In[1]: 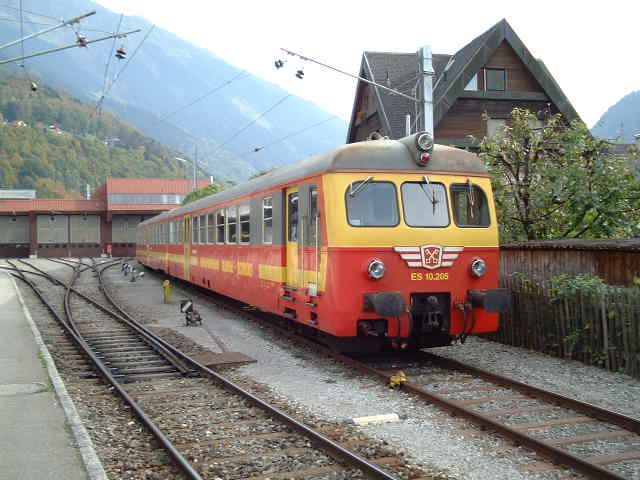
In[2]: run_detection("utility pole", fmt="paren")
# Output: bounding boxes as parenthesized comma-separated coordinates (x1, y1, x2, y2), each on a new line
(193, 145, 198, 192)
(419, 46, 435, 136)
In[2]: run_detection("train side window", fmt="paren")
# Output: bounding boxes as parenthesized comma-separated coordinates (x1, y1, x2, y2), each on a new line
(216, 210, 225, 244)
(207, 213, 215, 244)
(199, 214, 206, 244)
(450, 183, 490, 227)
(401, 182, 449, 227)
(288, 192, 299, 241)
(345, 181, 398, 227)
(192, 216, 199, 244)
(239, 204, 250, 244)
(308, 185, 319, 244)
(226, 206, 237, 243)
(263, 196, 273, 244)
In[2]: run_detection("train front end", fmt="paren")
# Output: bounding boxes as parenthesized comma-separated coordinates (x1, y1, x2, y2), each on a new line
(320, 134, 510, 352)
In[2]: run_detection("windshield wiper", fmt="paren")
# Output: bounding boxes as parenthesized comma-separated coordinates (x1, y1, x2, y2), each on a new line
(419, 175, 439, 214)
(348, 175, 373, 197)
(467, 177, 476, 218)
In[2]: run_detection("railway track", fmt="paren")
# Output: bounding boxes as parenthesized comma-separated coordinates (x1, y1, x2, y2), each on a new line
(3, 258, 432, 480)
(345, 351, 640, 480)
(140, 266, 640, 479)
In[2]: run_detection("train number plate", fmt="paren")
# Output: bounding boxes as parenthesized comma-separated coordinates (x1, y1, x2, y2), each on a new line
(410, 272, 449, 281)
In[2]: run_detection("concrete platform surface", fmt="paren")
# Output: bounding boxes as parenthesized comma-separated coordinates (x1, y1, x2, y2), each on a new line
(0, 272, 88, 480)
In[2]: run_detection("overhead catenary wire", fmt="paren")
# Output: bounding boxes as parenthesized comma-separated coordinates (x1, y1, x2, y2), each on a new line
(0, 3, 60, 22)
(154, 70, 249, 126)
(100, 14, 123, 104)
(239, 115, 338, 159)
(281, 47, 423, 105)
(96, 24, 155, 113)
(0, 10, 96, 52)
(212, 93, 292, 157)
(16, 0, 36, 90)
(0, 28, 141, 66)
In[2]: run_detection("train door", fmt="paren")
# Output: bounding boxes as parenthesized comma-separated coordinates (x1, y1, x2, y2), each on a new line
(183, 215, 191, 281)
(285, 188, 300, 288)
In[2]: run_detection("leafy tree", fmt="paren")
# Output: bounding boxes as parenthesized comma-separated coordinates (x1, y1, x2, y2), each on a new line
(182, 181, 228, 205)
(0, 68, 185, 197)
(477, 108, 640, 242)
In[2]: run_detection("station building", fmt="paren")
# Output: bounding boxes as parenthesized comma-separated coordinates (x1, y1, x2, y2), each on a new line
(0, 178, 208, 258)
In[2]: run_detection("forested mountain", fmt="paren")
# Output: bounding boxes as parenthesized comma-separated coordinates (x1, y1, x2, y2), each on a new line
(0, 0, 348, 182)
(591, 91, 640, 142)
(0, 69, 184, 197)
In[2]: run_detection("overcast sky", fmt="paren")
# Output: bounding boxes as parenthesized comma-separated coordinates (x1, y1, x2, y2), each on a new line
(94, 1, 637, 129)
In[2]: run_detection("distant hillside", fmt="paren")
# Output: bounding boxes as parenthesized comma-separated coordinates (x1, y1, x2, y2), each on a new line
(0, 0, 348, 181)
(0, 69, 184, 197)
(591, 91, 640, 142)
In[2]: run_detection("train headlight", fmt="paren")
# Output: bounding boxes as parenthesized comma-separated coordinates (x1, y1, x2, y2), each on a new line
(470, 258, 487, 278)
(367, 259, 386, 280)
(415, 132, 434, 152)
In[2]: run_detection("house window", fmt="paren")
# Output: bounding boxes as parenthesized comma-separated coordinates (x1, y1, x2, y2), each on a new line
(487, 119, 507, 137)
(485, 68, 505, 91)
(464, 74, 478, 91)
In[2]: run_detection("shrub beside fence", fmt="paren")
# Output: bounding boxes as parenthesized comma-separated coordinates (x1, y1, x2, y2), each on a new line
(486, 274, 640, 378)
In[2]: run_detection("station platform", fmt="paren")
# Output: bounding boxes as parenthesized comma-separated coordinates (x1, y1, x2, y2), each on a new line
(0, 272, 100, 480)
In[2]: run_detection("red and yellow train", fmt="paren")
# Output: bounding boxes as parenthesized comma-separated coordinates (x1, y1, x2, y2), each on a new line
(136, 132, 509, 353)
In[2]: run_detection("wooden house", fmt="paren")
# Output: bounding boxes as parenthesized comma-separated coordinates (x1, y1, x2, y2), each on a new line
(347, 19, 580, 146)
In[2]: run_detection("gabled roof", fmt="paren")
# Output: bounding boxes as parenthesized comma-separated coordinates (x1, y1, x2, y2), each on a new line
(348, 19, 580, 141)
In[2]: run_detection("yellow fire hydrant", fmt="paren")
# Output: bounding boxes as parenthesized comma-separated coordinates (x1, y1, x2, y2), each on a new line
(162, 280, 172, 304)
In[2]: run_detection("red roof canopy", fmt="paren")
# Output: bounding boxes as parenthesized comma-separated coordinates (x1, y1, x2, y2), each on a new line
(0, 177, 208, 215)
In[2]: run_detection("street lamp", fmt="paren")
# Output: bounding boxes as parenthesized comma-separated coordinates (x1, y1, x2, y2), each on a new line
(175, 156, 197, 192)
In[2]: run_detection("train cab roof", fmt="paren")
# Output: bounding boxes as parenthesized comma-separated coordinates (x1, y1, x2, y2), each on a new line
(141, 133, 486, 226)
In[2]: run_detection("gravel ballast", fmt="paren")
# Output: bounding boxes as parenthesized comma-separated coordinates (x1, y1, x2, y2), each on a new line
(103, 263, 640, 478)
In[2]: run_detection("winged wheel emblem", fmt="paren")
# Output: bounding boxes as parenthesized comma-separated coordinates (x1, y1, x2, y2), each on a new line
(393, 245, 464, 270)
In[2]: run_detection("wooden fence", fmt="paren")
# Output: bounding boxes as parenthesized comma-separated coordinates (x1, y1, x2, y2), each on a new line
(486, 274, 640, 378)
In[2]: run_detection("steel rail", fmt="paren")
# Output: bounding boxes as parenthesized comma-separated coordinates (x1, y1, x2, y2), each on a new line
(189, 294, 630, 480)
(337, 354, 627, 480)
(426, 353, 640, 434)
(19, 259, 194, 376)
(95, 261, 401, 480)
(8, 260, 204, 480)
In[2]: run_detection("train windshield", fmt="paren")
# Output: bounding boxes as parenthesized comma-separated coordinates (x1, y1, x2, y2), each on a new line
(450, 183, 490, 227)
(346, 181, 398, 227)
(401, 182, 449, 227)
